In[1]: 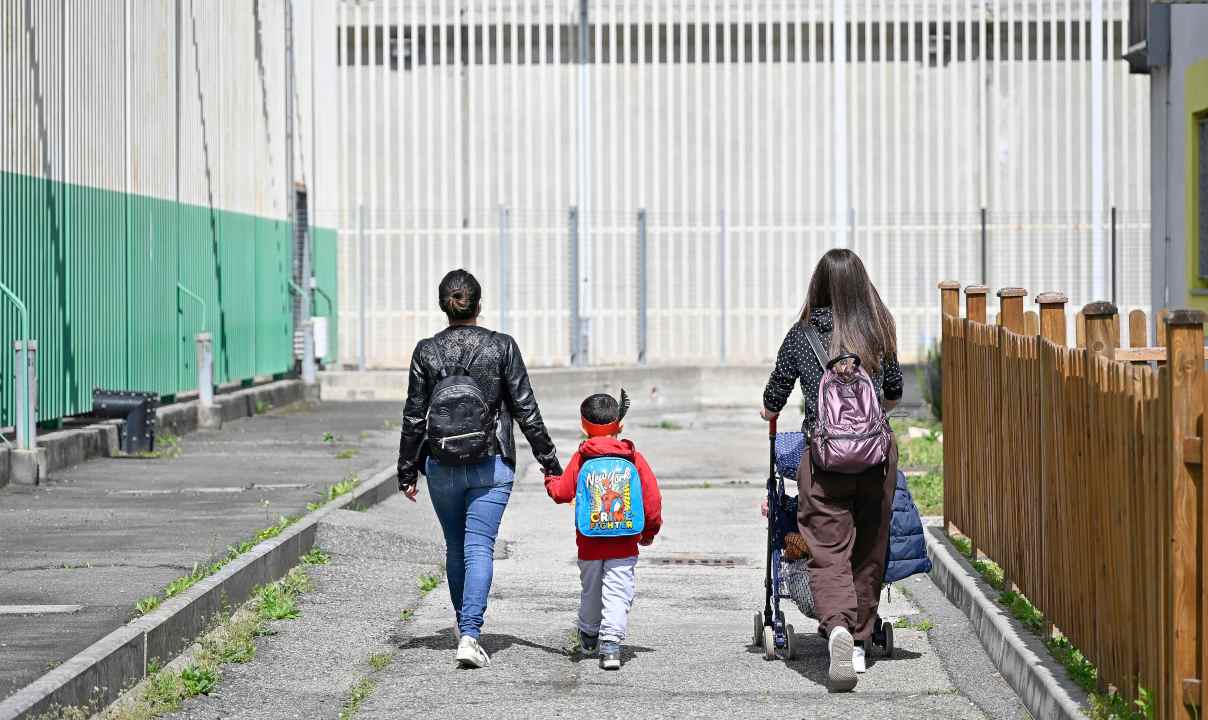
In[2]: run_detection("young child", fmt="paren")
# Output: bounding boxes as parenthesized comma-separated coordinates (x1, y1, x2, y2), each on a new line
(544, 390, 662, 670)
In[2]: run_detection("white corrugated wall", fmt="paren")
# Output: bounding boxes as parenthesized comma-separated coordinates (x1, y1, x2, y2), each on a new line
(335, 0, 1150, 367)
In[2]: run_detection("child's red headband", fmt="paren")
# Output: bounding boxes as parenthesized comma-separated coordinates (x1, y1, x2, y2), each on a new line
(581, 418, 623, 437)
(580, 388, 630, 437)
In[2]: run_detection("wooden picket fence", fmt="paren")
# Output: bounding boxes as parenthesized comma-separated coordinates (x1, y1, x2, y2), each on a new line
(938, 282, 1207, 719)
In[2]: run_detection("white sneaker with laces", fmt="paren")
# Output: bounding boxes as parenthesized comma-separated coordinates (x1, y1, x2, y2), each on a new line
(455, 635, 490, 669)
(852, 645, 867, 674)
(827, 628, 858, 691)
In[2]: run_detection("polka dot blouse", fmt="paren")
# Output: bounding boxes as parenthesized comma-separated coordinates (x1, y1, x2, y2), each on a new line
(762, 307, 904, 431)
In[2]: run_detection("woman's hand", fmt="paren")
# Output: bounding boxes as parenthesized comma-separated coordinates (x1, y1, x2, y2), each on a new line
(760, 406, 779, 422)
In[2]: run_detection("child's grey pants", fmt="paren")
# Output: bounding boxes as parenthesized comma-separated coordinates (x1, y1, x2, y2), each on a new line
(577, 556, 638, 642)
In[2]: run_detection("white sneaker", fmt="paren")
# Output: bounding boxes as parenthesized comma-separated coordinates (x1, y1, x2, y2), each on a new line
(827, 628, 858, 691)
(455, 635, 490, 669)
(852, 645, 867, 674)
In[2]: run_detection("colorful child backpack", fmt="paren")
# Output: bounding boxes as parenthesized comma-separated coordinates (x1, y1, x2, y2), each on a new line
(575, 456, 645, 537)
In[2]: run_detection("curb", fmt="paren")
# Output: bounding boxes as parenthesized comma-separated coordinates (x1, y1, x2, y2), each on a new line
(1, 379, 308, 488)
(0, 464, 399, 720)
(924, 526, 1088, 720)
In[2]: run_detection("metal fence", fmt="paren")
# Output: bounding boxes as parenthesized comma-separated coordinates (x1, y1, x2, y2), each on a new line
(0, 0, 340, 432)
(334, 0, 1151, 368)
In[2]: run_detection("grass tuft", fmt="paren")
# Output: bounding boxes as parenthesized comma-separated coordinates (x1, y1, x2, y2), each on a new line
(339, 678, 377, 720)
(179, 665, 217, 697)
(418, 573, 441, 595)
(307, 473, 361, 511)
(300, 547, 330, 565)
(367, 652, 393, 672)
(335, 448, 358, 460)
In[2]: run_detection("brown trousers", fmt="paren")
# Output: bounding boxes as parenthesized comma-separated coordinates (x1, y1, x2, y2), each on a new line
(796, 441, 898, 641)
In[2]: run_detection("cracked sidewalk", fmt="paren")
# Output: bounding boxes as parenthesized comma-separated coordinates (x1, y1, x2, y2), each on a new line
(0, 401, 403, 701)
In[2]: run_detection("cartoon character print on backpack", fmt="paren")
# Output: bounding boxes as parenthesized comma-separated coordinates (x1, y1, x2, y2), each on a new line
(575, 456, 646, 537)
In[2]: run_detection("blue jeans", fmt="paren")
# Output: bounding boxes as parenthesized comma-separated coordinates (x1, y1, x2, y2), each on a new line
(426, 455, 514, 639)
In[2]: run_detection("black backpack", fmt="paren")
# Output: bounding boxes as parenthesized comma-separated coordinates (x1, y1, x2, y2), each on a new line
(425, 334, 495, 466)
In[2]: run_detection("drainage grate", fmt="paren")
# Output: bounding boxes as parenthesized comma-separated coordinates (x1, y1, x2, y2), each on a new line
(650, 555, 745, 567)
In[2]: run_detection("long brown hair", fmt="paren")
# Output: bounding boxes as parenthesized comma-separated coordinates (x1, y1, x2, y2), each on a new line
(799, 249, 897, 373)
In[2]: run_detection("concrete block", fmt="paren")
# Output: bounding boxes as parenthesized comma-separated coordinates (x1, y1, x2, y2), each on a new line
(39, 428, 107, 473)
(0, 624, 144, 720)
(97, 421, 122, 457)
(10, 448, 47, 485)
(156, 401, 199, 437)
(197, 403, 223, 430)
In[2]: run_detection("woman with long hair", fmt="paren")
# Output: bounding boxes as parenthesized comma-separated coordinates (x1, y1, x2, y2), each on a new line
(761, 248, 903, 691)
(397, 269, 563, 669)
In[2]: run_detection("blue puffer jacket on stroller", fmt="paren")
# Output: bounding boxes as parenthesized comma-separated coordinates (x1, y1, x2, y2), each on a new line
(773, 432, 932, 583)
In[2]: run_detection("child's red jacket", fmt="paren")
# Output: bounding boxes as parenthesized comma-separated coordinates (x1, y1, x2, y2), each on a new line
(544, 436, 663, 561)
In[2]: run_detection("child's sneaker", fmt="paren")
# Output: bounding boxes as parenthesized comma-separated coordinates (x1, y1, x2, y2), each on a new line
(578, 630, 599, 654)
(852, 643, 867, 673)
(455, 635, 491, 669)
(599, 641, 622, 670)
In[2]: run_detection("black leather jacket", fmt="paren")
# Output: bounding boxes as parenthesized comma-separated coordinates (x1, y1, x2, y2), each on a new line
(397, 325, 563, 489)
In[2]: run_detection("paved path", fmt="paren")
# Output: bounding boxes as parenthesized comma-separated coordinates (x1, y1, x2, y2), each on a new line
(164, 412, 1028, 720)
(0, 401, 403, 700)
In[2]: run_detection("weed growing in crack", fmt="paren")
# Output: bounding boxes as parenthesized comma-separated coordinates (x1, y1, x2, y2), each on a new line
(322, 431, 337, 443)
(400, 609, 414, 621)
(335, 448, 358, 460)
(367, 652, 393, 672)
(418, 573, 441, 595)
(339, 678, 377, 720)
(301, 547, 330, 565)
(136, 595, 162, 616)
(307, 473, 361, 511)
(179, 665, 217, 696)
(892, 616, 935, 632)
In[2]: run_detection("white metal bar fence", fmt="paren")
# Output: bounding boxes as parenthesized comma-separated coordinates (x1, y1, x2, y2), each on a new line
(334, 0, 1151, 368)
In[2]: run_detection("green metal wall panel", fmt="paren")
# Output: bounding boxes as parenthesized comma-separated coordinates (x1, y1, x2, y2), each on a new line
(254, 218, 293, 378)
(313, 228, 340, 365)
(0, 171, 310, 428)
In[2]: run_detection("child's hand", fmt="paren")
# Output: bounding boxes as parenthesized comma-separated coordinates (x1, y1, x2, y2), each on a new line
(760, 498, 769, 517)
(639, 537, 654, 547)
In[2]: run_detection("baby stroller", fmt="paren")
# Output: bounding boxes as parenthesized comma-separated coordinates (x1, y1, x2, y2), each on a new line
(751, 417, 896, 661)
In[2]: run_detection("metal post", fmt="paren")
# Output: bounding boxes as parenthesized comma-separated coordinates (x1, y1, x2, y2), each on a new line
(0, 282, 31, 450)
(637, 208, 648, 365)
(1110, 206, 1118, 307)
(576, 0, 592, 332)
(832, 0, 848, 248)
(719, 208, 728, 365)
(569, 206, 582, 366)
(1090, 0, 1105, 301)
(13, 341, 38, 451)
(196, 333, 214, 407)
(358, 204, 368, 371)
(499, 205, 509, 334)
(980, 207, 988, 285)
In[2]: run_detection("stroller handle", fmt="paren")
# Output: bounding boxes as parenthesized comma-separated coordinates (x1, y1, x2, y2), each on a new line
(768, 415, 778, 437)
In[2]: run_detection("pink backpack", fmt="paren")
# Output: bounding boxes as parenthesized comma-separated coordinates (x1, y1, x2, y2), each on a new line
(802, 326, 893, 474)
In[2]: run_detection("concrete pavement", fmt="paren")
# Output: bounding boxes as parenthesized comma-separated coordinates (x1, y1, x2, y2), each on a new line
(0, 401, 404, 701)
(159, 411, 1026, 720)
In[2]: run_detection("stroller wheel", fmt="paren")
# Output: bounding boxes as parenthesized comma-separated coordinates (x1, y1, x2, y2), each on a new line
(784, 624, 796, 660)
(752, 613, 764, 647)
(881, 621, 895, 657)
(762, 626, 777, 660)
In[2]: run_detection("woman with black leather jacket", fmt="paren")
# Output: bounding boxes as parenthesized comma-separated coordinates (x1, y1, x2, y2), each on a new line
(397, 269, 563, 669)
